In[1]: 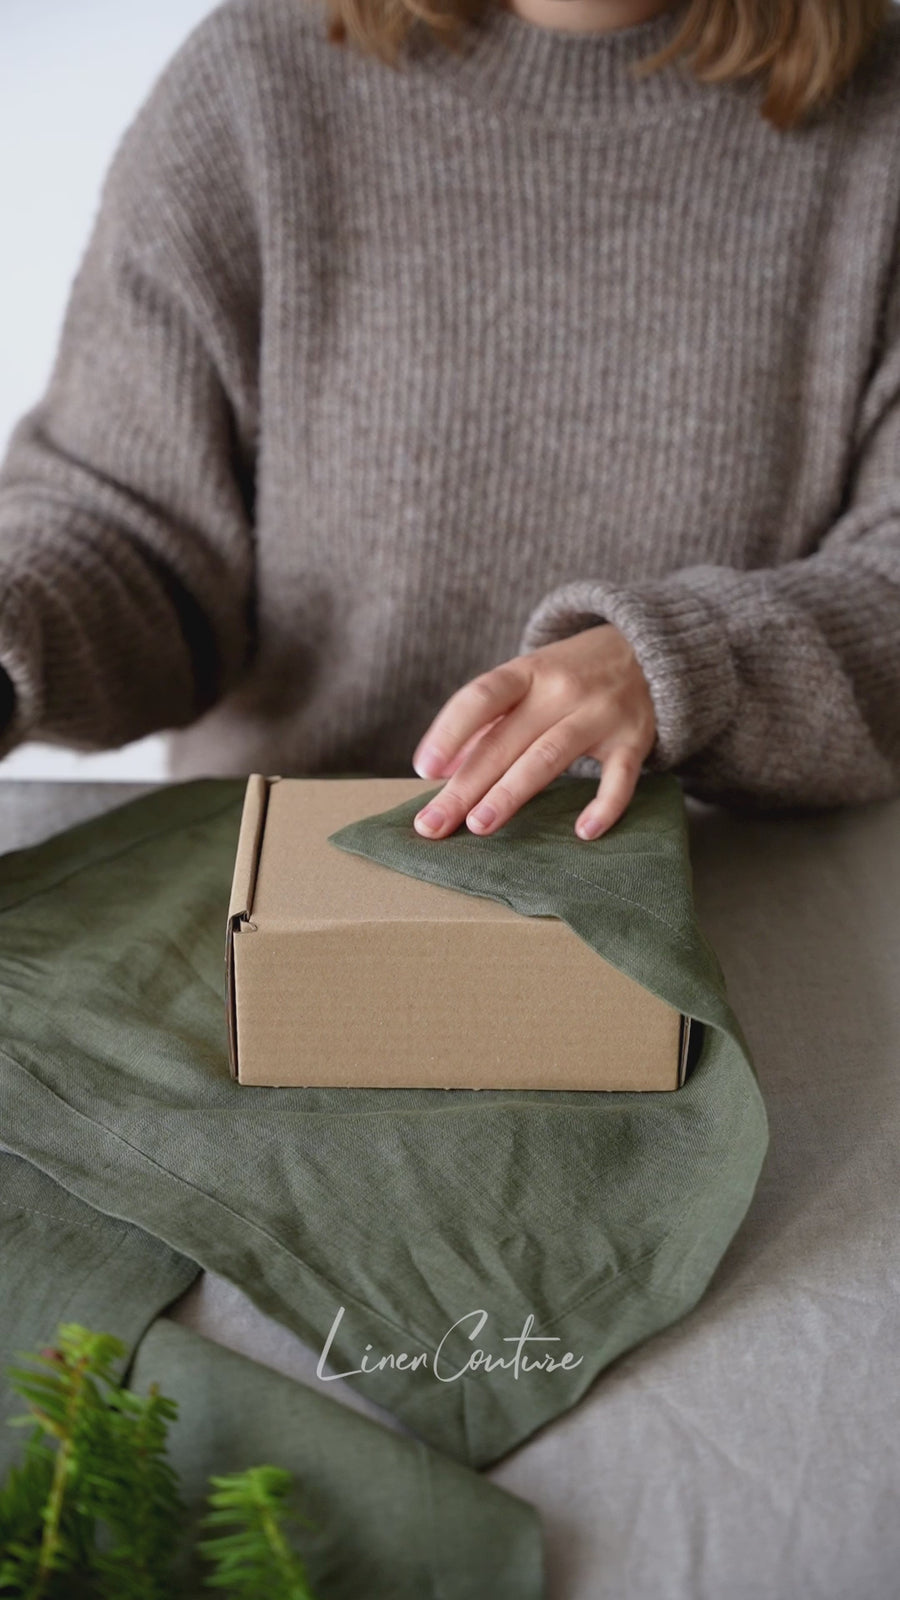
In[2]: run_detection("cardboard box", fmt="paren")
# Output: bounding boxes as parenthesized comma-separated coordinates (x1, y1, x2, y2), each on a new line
(226, 774, 691, 1091)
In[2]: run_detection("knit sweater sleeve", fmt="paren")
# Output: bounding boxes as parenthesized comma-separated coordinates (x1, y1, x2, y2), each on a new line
(0, 11, 259, 760)
(515, 237, 900, 815)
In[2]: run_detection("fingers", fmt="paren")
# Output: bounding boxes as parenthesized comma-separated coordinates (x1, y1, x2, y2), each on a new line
(574, 745, 645, 840)
(412, 665, 528, 780)
(413, 711, 599, 838)
(427, 714, 507, 779)
(409, 628, 654, 842)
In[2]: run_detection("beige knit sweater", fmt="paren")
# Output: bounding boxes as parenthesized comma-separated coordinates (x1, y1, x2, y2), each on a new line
(1, 0, 899, 811)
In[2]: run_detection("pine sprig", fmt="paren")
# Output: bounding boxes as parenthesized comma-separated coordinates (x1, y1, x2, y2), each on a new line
(83, 1383, 185, 1600)
(1, 1327, 123, 1599)
(0, 1429, 56, 1595)
(0, 1324, 322, 1600)
(197, 1467, 318, 1599)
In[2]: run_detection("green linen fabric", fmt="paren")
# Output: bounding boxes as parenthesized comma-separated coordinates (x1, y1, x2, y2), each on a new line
(0, 775, 768, 1500)
(0, 1154, 542, 1599)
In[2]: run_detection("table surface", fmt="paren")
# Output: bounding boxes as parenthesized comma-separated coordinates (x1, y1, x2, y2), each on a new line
(2, 777, 898, 1600)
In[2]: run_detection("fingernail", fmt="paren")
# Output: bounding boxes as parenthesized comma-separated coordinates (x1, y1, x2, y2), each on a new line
(577, 816, 604, 840)
(413, 746, 444, 778)
(415, 805, 445, 833)
(468, 804, 496, 830)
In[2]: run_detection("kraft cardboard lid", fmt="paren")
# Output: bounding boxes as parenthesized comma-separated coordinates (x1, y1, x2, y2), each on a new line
(244, 775, 559, 930)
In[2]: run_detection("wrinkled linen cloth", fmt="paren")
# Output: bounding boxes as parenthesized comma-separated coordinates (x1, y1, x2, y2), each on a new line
(0, 773, 768, 1594)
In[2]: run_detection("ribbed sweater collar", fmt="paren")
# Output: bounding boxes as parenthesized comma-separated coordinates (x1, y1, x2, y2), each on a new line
(406, 0, 720, 126)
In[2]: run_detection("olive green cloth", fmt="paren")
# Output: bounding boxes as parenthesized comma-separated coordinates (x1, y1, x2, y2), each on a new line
(0, 1154, 542, 1599)
(0, 774, 767, 1561)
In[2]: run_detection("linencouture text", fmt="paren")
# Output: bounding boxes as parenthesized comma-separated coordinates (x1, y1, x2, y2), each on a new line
(316, 1306, 583, 1384)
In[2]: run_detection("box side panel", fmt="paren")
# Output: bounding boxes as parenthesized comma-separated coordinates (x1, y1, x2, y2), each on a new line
(232, 920, 683, 1091)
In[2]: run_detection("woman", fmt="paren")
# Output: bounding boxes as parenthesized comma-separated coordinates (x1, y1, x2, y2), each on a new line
(0, 0, 896, 845)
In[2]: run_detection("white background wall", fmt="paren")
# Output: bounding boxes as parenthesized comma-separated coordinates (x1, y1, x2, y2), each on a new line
(0, 0, 217, 779)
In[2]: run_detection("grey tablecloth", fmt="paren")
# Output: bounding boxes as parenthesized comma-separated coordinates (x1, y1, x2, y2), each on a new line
(1, 778, 898, 1600)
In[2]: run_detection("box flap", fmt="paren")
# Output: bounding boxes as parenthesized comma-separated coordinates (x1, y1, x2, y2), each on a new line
(678, 1015, 692, 1089)
(228, 772, 273, 923)
(226, 774, 276, 1077)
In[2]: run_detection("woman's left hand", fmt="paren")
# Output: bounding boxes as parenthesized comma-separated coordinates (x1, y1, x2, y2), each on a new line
(410, 623, 658, 841)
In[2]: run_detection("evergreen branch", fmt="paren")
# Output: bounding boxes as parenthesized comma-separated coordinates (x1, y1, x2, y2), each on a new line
(0, 1429, 55, 1594)
(88, 1384, 185, 1600)
(197, 1467, 319, 1599)
(2, 1325, 325, 1600)
(19, 1329, 120, 1600)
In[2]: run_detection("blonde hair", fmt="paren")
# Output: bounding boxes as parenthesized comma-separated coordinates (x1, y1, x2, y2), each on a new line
(317, 0, 894, 130)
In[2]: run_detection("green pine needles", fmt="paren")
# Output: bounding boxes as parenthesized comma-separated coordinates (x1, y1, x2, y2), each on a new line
(0, 1324, 319, 1600)
(198, 1468, 318, 1600)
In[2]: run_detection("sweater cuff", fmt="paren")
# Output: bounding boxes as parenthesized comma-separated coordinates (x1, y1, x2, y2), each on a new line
(516, 571, 741, 770)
